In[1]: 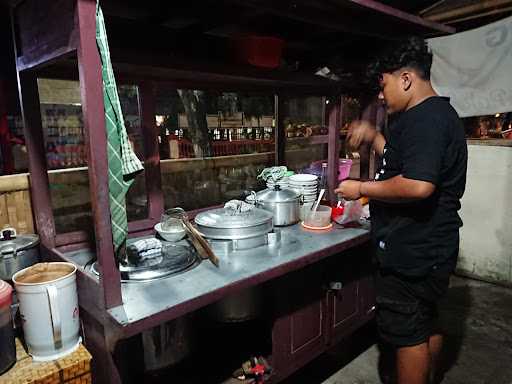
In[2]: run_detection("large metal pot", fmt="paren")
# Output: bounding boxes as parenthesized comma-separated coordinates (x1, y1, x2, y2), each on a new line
(207, 286, 262, 323)
(142, 314, 195, 371)
(194, 206, 274, 240)
(194, 207, 273, 322)
(249, 186, 300, 226)
(0, 228, 40, 281)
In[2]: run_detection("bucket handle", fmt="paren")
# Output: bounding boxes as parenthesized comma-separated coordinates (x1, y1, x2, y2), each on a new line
(46, 284, 62, 348)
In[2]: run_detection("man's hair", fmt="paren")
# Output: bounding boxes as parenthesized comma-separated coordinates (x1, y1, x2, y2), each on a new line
(367, 36, 433, 89)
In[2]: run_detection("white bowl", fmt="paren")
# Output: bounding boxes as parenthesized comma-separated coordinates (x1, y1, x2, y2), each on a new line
(154, 222, 187, 242)
(289, 174, 318, 183)
(289, 183, 318, 188)
(296, 187, 317, 193)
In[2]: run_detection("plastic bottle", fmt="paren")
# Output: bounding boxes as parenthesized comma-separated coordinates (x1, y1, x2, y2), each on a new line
(319, 162, 330, 206)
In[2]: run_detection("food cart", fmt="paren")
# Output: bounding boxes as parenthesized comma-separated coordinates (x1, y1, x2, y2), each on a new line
(7, 0, 453, 382)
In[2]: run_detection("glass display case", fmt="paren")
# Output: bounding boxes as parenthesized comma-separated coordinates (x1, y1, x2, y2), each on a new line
(154, 86, 276, 211)
(35, 78, 149, 234)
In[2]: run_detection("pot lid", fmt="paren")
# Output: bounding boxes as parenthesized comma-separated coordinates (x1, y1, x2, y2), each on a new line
(0, 280, 12, 308)
(0, 234, 39, 255)
(195, 207, 273, 229)
(256, 186, 299, 203)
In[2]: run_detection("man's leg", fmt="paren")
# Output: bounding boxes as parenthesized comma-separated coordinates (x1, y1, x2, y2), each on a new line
(428, 333, 444, 382)
(396, 342, 430, 384)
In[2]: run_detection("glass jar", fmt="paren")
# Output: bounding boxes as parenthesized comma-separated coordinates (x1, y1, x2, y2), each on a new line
(161, 207, 187, 232)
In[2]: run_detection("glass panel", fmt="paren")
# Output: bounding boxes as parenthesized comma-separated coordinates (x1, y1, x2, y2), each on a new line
(283, 95, 327, 174)
(118, 85, 148, 221)
(5, 115, 28, 174)
(156, 87, 275, 211)
(37, 78, 148, 234)
(463, 113, 512, 139)
(37, 78, 92, 235)
(340, 96, 362, 179)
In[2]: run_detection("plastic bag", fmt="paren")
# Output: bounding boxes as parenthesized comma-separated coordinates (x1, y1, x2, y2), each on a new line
(332, 200, 363, 225)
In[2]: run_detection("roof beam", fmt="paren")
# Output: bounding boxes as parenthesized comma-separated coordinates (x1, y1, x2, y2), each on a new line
(340, 0, 455, 33)
(422, 0, 512, 23)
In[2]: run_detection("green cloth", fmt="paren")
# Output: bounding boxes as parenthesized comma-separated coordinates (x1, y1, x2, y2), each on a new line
(96, 3, 143, 255)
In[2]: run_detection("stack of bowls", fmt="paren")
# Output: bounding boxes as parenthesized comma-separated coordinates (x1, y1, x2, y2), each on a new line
(289, 174, 318, 203)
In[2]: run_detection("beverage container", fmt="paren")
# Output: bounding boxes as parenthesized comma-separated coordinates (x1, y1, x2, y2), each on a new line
(0, 280, 15, 374)
(318, 162, 330, 206)
(12, 262, 80, 361)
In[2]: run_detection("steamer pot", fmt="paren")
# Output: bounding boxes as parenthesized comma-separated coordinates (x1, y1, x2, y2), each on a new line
(247, 186, 301, 226)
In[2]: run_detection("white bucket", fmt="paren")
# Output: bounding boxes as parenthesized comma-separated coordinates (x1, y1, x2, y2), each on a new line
(12, 262, 81, 361)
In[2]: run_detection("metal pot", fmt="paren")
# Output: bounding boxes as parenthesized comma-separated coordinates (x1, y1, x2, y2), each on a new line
(0, 228, 40, 281)
(194, 207, 272, 322)
(142, 314, 195, 371)
(207, 286, 262, 323)
(194, 206, 273, 240)
(250, 186, 300, 226)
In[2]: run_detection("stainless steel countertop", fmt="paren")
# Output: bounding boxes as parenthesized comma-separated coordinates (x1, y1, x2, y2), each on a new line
(69, 222, 369, 328)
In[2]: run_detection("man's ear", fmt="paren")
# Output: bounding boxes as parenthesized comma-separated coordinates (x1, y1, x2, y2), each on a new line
(401, 71, 412, 91)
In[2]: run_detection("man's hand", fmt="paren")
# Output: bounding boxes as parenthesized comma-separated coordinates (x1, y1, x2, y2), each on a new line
(334, 180, 362, 201)
(347, 120, 377, 149)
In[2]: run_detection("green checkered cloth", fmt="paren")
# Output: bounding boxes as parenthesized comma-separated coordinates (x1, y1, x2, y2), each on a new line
(96, 2, 144, 256)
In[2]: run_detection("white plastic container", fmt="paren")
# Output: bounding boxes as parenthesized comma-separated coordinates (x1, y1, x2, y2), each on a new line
(12, 262, 81, 361)
(304, 206, 332, 228)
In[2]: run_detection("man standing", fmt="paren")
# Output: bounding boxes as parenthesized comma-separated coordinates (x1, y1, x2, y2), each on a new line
(335, 37, 467, 384)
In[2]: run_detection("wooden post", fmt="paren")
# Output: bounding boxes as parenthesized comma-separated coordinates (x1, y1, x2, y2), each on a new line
(275, 94, 285, 166)
(138, 81, 164, 222)
(327, 96, 342, 204)
(15, 72, 57, 247)
(360, 101, 378, 181)
(76, 0, 122, 309)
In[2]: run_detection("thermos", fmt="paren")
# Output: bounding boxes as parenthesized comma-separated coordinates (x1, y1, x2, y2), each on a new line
(0, 279, 16, 374)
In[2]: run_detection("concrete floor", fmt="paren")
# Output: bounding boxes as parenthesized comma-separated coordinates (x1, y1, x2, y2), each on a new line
(281, 275, 512, 384)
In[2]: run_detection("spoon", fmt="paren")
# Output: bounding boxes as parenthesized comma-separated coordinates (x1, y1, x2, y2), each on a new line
(311, 188, 325, 212)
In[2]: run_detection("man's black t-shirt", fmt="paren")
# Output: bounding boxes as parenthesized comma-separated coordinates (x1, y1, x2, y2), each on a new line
(370, 96, 468, 276)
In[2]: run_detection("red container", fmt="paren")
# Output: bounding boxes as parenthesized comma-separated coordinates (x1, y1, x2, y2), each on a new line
(331, 205, 344, 220)
(234, 35, 285, 69)
(0, 280, 15, 374)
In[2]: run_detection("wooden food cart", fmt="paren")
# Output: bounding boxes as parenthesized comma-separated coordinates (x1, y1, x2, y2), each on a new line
(7, 1, 454, 382)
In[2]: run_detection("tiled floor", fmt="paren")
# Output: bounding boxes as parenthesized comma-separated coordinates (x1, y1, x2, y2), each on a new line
(281, 275, 512, 384)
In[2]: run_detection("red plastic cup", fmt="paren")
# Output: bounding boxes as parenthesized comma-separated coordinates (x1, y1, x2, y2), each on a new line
(331, 205, 344, 220)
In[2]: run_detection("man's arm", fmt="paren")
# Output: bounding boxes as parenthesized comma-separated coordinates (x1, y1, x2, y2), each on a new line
(361, 175, 435, 202)
(335, 175, 435, 202)
(347, 120, 386, 157)
(371, 132, 386, 157)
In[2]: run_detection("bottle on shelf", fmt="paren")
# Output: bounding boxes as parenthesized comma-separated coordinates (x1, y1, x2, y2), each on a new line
(318, 162, 330, 206)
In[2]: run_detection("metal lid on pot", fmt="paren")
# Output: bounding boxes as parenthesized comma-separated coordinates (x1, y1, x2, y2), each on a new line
(256, 186, 299, 203)
(195, 207, 273, 229)
(0, 228, 39, 256)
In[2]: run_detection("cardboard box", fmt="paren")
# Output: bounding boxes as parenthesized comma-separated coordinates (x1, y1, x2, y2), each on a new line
(0, 339, 92, 384)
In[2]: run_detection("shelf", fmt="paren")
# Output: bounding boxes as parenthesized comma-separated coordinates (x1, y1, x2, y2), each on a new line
(286, 135, 329, 145)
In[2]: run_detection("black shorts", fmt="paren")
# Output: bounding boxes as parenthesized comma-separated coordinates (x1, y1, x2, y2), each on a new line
(376, 264, 452, 347)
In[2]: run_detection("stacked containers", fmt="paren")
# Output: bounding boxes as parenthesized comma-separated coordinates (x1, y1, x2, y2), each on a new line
(0, 280, 15, 373)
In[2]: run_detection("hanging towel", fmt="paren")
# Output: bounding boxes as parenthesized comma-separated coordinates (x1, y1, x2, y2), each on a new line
(428, 16, 512, 117)
(96, 2, 144, 256)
